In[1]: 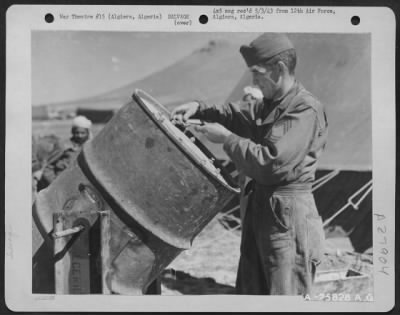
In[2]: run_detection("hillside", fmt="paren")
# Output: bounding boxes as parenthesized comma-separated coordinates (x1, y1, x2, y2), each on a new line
(34, 34, 371, 171)
(38, 40, 247, 112)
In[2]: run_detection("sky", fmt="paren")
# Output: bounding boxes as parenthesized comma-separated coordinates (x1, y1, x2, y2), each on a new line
(31, 31, 257, 105)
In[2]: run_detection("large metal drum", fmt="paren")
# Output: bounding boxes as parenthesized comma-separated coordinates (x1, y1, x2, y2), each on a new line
(32, 90, 239, 295)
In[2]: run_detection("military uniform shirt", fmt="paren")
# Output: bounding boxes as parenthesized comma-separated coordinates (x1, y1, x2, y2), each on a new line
(195, 80, 328, 186)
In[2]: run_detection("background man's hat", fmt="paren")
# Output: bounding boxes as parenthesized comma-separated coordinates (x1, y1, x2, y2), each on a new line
(72, 115, 92, 129)
(240, 33, 294, 67)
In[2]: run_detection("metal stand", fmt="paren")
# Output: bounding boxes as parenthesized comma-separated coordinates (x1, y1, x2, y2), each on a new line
(53, 210, 111, 294)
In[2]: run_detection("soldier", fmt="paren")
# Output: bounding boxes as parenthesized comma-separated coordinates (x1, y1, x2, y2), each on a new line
(171, 33, 328, 295)
(37, 115, 92, 190)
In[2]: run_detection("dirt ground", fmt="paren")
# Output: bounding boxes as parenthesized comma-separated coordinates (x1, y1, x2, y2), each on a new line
(161, 216, 240, 295)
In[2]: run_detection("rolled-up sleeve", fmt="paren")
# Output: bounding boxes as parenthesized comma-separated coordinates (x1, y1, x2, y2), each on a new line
(222, 105, 317, 185)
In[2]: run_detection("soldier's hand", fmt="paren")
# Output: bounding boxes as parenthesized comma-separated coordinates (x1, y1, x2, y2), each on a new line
(170, 101, 200, 125)
(194, 123, 232, 144)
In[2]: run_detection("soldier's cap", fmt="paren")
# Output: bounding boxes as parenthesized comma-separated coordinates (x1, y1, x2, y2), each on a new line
(240, 33, 294, 67)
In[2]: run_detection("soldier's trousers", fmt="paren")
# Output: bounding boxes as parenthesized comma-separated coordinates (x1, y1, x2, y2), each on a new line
(235, 184, 325, 295)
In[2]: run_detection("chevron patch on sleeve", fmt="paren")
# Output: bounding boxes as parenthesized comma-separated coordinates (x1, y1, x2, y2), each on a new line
(269, 119, 292, 142)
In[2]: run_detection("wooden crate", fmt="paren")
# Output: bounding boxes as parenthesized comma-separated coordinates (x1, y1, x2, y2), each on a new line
(53, 210, 110, 294)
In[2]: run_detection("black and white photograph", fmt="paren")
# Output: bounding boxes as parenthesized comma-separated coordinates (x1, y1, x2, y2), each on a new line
(5, 5, 396, 312)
